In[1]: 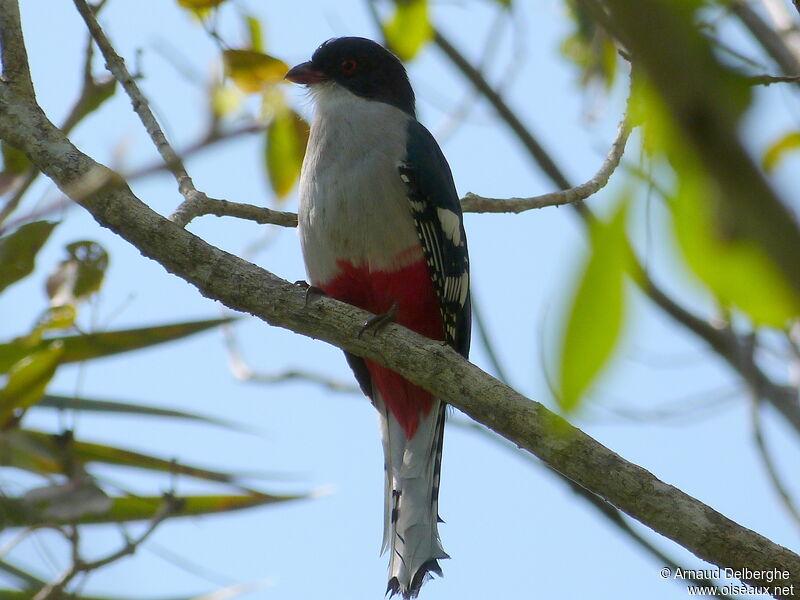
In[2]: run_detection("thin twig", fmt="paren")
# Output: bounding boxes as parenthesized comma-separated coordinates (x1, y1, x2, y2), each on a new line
(731, 0, 800, 79)
(461, 113, 631, 213)
(747, 73, 800, 85)
(173, 197, 298, 228)
(32, 494, 181, 600)
(222, 319, 358, 393)
(71, 0, 210, 227)
(750, 398, 800, 531)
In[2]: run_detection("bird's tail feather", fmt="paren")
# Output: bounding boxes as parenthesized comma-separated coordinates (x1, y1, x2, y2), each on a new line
(376, 392, 448, 599)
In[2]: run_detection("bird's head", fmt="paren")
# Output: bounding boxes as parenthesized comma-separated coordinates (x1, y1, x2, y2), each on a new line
(285, 37, 415, 116)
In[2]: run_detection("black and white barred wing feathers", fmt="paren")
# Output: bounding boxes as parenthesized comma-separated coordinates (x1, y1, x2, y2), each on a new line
(400, 120, 471, 358)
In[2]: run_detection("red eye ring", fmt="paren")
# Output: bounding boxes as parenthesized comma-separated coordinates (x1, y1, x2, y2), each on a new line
(340, 58, 358, 74)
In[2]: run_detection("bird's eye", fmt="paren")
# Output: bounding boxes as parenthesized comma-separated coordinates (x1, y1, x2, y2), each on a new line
(340, 58, 358, 74)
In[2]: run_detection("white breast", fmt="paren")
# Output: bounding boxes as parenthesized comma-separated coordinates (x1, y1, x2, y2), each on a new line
(298, 83, 422, 285)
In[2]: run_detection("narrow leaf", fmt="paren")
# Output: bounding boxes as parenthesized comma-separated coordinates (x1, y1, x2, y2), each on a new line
(0, 317, 234, 374)
(0, 492, 304, 527)
(0, 341, 64, 424)
(265, 108, 309, 199)
(0, 429, 246, 484)
(72, 78, 116, 125)
(35, 394, 250, 431)
(0, 593, 127, 600)
(384, 0, 433, 61)
(762, 131, 800, 172)
(558, 199, 630, 412)
(0, 221, 57, 293)
(245, 15, 264, 52)
(223, 50, 289, 93)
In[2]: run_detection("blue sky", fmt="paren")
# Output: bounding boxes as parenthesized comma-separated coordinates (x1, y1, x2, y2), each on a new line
(4, 1, 800, 599)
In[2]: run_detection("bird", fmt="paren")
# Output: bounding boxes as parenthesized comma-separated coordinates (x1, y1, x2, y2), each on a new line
(285, 37, 471, 599)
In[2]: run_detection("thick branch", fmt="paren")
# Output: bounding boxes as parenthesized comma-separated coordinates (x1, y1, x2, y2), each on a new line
(1, 78, 799, 598)
(0, 0, 34, 97)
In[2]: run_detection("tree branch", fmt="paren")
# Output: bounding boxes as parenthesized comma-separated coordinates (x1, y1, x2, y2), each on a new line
(461, 109, 630, 213)
(1, 58, 799, 600)
(747, 73, 800, 85)
(33, 494, 180, 600)
(432, 24, 800, 435)
(732, 0, 800, 80)
(0, 0, 34, 97)
(71, 0, 211, 227)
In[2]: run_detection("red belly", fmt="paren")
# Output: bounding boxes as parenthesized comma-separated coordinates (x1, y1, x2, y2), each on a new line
(321, 258, 444, 438)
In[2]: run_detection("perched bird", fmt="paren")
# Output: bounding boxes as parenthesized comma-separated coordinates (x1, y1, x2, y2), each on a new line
(285, 37, 471, 598)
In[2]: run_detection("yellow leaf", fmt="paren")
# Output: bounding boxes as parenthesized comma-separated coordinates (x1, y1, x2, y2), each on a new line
(177, 0, 227, 19)
(245, 15, 264, 52)
(265, 108, 309, 199)
(384, 0, 433, 61)
(177, 0, 227, 7)
(763, 131, 800, 172)
(223, 50, 290, 94)
(210, 84, 243, 118)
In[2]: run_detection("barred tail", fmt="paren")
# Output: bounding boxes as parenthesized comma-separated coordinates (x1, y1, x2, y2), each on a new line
(376, 391, 448, 599)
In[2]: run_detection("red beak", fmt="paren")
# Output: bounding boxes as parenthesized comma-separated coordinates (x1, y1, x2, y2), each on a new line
(285, 61, 327, 84)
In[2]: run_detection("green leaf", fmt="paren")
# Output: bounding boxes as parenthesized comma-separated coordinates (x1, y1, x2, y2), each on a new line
(0, 317, 234, 374)
(1, 141, 30, 175)
(0, 491, 304, 527)
(223, 50, 289, 93)
(762, 131, 800, 173)
(35, 394, 250, 431)
(384, 0, 433, 61)
(0, 221, 57, 293)
(558, 198, 630, 413)
(245, 15, 264, 52)
(0, 429, 249, 484)
(265, 108, 309, 199)
(0, 341, 64, 424)
(0, 592, 127, 600)
(72, 78, 116, 125)
(671, 165, 800, 327)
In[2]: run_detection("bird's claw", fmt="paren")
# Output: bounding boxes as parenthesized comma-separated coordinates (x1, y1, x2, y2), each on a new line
(358, 303, 398, 339)
(295, 280, 326, 306)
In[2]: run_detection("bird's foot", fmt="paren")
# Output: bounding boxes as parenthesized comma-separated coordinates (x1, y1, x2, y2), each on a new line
(294, 280, 326, 306)
(358, 303, 398, 339)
